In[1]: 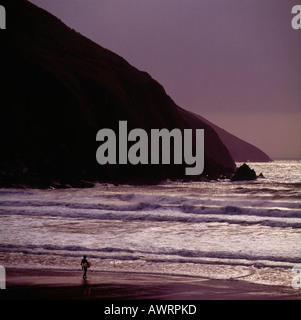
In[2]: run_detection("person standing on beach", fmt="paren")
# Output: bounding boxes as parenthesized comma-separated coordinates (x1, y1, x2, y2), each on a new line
(81, 255, 89, 279)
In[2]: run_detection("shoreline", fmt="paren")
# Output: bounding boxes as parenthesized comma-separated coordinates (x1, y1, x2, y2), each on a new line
(1, 268, 300, 300)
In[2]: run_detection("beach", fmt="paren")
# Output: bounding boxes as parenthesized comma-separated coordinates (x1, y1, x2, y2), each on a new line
(1, 161, 301, 301)
(1, 268, 300, 300)
(2, 0, 300, 306)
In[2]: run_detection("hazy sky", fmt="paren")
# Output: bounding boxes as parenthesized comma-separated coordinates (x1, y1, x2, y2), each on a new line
(29, 0, 301, 159)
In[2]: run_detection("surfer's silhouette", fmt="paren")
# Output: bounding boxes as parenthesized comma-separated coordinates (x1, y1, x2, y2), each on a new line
(81, 255, 89, 279)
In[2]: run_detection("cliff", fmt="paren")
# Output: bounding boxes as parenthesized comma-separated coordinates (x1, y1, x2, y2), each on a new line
(0, 0, 235, 188)
(193, 113, 271, 162)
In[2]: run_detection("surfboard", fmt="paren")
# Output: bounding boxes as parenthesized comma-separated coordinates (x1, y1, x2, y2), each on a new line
(84, 261, 92, 268)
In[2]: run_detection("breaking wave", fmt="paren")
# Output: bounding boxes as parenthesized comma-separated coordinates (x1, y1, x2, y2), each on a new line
(1, 243, 300, 269)
(1, 193, 301, 228)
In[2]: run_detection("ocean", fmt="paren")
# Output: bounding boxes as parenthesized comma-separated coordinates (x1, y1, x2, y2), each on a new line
(0, 160, 300, 288)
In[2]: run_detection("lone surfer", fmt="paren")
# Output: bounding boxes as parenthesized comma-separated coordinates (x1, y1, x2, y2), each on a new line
(81, 255, 89, 279)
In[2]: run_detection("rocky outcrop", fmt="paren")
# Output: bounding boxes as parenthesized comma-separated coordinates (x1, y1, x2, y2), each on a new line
(231, 163, 257, 181)
(0, 0, 235, 188)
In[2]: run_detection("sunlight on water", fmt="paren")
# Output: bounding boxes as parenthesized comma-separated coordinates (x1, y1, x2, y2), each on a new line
(0, 160, 300, 287)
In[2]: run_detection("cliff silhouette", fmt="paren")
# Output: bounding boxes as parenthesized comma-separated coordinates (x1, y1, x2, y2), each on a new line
(0, 0, 238, 188)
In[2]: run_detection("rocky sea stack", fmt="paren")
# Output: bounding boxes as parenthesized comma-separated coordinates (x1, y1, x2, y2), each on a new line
(231, 163, 257, 181)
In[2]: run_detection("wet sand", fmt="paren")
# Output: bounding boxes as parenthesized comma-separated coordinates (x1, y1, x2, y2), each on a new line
(1, 268, 300, 300)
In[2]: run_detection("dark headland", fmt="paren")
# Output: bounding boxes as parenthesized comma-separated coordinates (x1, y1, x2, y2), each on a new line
(192, 113, 271, 162)
(0, 0, 270, 189)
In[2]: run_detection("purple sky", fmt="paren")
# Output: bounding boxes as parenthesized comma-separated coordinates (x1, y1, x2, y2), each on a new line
(29, 0, 301, 159)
